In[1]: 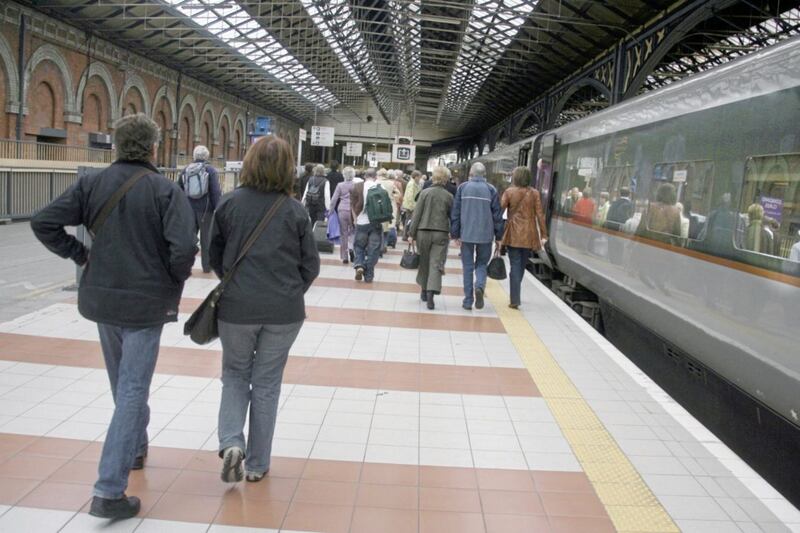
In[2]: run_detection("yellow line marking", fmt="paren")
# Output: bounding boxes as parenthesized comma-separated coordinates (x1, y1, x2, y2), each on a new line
(486, 280, 679, 533)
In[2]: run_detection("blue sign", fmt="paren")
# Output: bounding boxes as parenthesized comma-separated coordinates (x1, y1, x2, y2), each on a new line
(254, 116, 271, 135)
(760, 196, 783, 222)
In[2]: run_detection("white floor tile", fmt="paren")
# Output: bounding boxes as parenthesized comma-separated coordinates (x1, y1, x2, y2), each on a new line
(310, 441, 365, 462)
(473, 450, 528, 470)
(419, 447, 473, 468)
(0, 506, 74, 532)
(61, 513, 141, 532)
(47, 420, 107, 440)
(364, 444, 419, 465)
(135, 518, 211, 532)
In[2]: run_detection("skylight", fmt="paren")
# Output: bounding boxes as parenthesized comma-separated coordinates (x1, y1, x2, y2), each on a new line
(438, 0, 536, 122)
(389, 0, 422, 94)
(164, 0, 338, 109)
(299, 0, 380, 90)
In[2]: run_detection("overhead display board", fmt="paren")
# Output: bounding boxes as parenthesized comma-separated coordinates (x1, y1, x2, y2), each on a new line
(367, 151, 392, 163)
(345, 142, 363, 156)
(392, 144, 416, 163)
(311, 126, 335, 147)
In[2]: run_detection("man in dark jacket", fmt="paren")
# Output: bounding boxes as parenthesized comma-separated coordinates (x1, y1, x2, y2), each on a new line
(177, 145, 221, 273)
(31, 113, 197, 520)
(327, 160, 344, 192)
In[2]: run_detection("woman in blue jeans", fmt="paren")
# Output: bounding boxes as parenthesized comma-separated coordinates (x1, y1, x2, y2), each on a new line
(209, 135, 320, 482)
(500, 166, 548, 309)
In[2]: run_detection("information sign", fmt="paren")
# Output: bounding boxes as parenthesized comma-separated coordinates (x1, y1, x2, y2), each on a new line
(761, 196, 784, 222)
(673, 169, 688, 183)
(310, 126, 335, 147)
(225, 161, 243, 172)
(299, 128, 307, 140)
(367, 151, 392, 163)
(345, 142, 363, 157)
(392, 144, 416, 163)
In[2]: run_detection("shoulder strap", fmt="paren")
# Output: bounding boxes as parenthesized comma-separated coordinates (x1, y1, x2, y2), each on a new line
(90, 167, 153, 238)
(220, 195, 287, 290)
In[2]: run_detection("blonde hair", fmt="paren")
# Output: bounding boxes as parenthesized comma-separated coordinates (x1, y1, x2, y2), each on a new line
(431, 166, 451, 185)
(747, 203, 764, 221)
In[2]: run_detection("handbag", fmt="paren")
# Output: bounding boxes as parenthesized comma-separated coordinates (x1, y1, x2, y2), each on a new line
(183, 195, 287, 345)
(487, 247, 507, 280)
(400, 242, 420, 269)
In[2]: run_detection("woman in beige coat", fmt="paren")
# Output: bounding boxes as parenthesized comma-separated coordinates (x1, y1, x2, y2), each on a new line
(500, 167, 548, 309)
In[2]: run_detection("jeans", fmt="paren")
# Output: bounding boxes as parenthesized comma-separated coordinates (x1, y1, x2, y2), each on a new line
(460, 242, 492, 307)
(94, 323, 163, 499)
(507, 246, 532, 306)
(354, 223, 383, 281)
(194, 209, 213, 272)
(218, 319, 303, 475)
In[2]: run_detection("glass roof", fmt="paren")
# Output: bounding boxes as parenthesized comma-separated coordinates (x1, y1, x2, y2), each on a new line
(164, 0, 339, 109)
(389, 0, 422, 95)
(438, 0, 537, 123)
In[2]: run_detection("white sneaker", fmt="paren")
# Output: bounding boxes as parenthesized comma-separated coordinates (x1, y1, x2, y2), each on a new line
(220, 446, 244, 483)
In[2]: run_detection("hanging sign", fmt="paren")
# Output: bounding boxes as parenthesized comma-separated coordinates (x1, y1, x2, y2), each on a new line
(310, 126, 335, 147)
(367, 151, 392, 163)
(299, 128, 307, 140)
(392, 144, 416, 163)
(254, 116, 271, 135)
(673, 169, 688, 183)
(345, 142, 363, 157)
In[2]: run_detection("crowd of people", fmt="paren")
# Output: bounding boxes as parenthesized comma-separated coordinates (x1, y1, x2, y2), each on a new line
(29, 113, 551, 520)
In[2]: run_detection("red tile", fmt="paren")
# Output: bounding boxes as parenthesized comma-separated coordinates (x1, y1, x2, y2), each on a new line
(351, 506, 419, 533)
(293, 478, 358, 507)
(420, 510, 486, 533)
(548, 516, 616, 533)
(420, 486, 482, 513)
(420, 466, 477, 489)
(0, 476, 40, 505)
(480, 490, 545, 515)
(213, 491, 288, 529)
(485, 513, 552, 533)
(18, 480, 92, 511)
(283, 501, 353, 533)
(476, 469, 536, 491)
(356, 483, 418, 509)
(360, 463, 419, 486)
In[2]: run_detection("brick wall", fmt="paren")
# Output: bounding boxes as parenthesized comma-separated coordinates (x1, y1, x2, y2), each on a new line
(0, 2, 301, 166)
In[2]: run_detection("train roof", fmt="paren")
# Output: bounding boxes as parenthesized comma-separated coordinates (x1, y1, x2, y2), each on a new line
(553, 36, 800, 145)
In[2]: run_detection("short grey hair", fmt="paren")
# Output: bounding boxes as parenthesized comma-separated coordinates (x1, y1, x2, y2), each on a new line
(313, 164, 326, 176)
(342, 166, 355, 181)
(469, 162, 486, 177)
(364, 168, 377, 180)
(193, 145, 210, 161)
(431, 166, 451, 186)
(114, 113, 159, 163)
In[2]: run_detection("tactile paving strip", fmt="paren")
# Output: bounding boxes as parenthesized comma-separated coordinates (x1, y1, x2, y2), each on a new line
(486, 281, 680, 533)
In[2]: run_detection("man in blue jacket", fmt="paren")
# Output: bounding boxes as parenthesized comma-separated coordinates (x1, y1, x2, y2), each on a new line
(177, 145, 221, 273)
(450, 162, 504, 310)
(31, 114, 198, 520)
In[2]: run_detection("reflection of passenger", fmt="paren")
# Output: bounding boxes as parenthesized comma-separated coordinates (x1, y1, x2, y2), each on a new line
(789, 232, 800, 262)
(573, 189, 595, 224)
(699, 192, 736, 253)
(595, 192, 610, 225)
(644, 183, 681, 238)
(744, 203, 774, 254)
(562, 187, 580, 216)
(683, 200, 704, 240)
(675, 202, 690, 240)
(604, 187, 633, 232)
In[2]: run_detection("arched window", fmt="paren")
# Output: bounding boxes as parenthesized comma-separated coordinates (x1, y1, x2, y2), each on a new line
(84, 93, 102, 132)
(31, 81, 56, 130)
(181, 116, 192, 156)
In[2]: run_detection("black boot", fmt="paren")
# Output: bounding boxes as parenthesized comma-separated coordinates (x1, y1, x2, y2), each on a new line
(427, 291, 435, 310)
(89, 495, 141, 519)
(420, 290, 427, 302)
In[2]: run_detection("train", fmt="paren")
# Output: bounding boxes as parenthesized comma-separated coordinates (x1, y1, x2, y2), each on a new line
(456, 37, 800, 502)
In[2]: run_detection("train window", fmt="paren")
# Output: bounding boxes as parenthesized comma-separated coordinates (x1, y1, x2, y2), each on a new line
(644, 160, 715, 242)
(734, 154, 800, 263)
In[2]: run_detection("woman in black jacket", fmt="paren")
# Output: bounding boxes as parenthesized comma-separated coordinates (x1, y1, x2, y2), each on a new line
(209, 135, 320, 483)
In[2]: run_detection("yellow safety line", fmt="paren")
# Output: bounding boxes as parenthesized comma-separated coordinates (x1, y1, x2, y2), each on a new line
(486, 280, 679, 533)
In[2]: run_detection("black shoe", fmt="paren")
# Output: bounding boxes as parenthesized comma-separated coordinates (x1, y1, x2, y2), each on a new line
(131, 455, 145, 471)
(420, 290, 427, 302)
(475, 288, 485, 310)
(427, 292, 435, 310)
(89, 495, 141, 519)
(202, 268, 212, 274)
(462, 305, 472, 311)
(342, 259, 349, 265)
(355, 267, 364, 281)
(364, 278, 374, 284)
(349, 249, 355, 262)
(221, 446, 244, 483)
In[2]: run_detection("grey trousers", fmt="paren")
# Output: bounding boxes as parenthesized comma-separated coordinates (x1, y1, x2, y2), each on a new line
(416, 229, 450, 294)
(217, 319, 303, 474)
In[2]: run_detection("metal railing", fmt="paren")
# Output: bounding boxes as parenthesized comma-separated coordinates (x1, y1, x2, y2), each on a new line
(1, 165, 239, 220)
(0, 139, 115, 164)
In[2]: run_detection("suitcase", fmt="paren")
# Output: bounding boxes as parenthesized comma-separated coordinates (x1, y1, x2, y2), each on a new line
(313, 221, 334, 253)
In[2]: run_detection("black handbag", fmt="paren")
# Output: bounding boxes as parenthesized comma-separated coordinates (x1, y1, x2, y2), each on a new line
(487, 249, 507, 280)
(400, 242, 420, 269)
(184, 196, 286, 345)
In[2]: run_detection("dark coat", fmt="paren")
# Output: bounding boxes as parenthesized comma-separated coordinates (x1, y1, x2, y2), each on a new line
(209, 188, 320, 325)
(31, 160, 198, 327)
(327, 170, 344, 192)
(409, 184, 453, 238)
(177, 161, 222, 215)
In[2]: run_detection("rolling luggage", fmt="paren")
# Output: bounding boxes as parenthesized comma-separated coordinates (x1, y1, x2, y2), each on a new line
(313, 220, 334, 253)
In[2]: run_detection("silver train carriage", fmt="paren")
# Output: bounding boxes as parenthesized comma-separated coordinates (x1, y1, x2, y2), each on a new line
(464, 38, 800, 438)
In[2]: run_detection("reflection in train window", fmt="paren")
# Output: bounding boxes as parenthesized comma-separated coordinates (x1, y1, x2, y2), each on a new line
(646, 160, 715, 241)
(736, 154, 800, 262)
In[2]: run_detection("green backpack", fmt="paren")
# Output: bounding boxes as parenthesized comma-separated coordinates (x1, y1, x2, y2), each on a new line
(365, 184, 394, 224)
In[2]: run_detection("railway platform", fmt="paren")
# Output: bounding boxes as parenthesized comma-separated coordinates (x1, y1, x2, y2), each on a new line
(0, 235, 798, 533)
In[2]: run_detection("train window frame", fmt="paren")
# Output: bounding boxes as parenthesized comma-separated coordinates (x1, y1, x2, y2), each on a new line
(644, 159, 715, 242)
(734, 153, 800, 262)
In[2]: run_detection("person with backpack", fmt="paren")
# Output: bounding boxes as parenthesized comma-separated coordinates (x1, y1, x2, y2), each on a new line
(177, 145, 221, 273)
(301, 164, 331, 223)
(451, 162, 504, 310)
(31, 114, 197, 520)
(350, 168, 393, 282)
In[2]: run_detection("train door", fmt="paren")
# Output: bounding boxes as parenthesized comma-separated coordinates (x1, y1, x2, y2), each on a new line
(537, 133, 558, 220)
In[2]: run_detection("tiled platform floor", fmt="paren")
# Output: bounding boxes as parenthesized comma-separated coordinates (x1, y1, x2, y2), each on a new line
(0, 241, 798, 532)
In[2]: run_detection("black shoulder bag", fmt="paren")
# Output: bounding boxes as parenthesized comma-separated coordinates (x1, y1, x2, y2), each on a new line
(184, 196, 287, 345)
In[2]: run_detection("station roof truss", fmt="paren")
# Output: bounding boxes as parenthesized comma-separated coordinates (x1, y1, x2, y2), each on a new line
(20, 0, 800, 136)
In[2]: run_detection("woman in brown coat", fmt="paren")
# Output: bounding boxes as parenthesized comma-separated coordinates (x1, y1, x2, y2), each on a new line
(501, 167, 548, 309)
